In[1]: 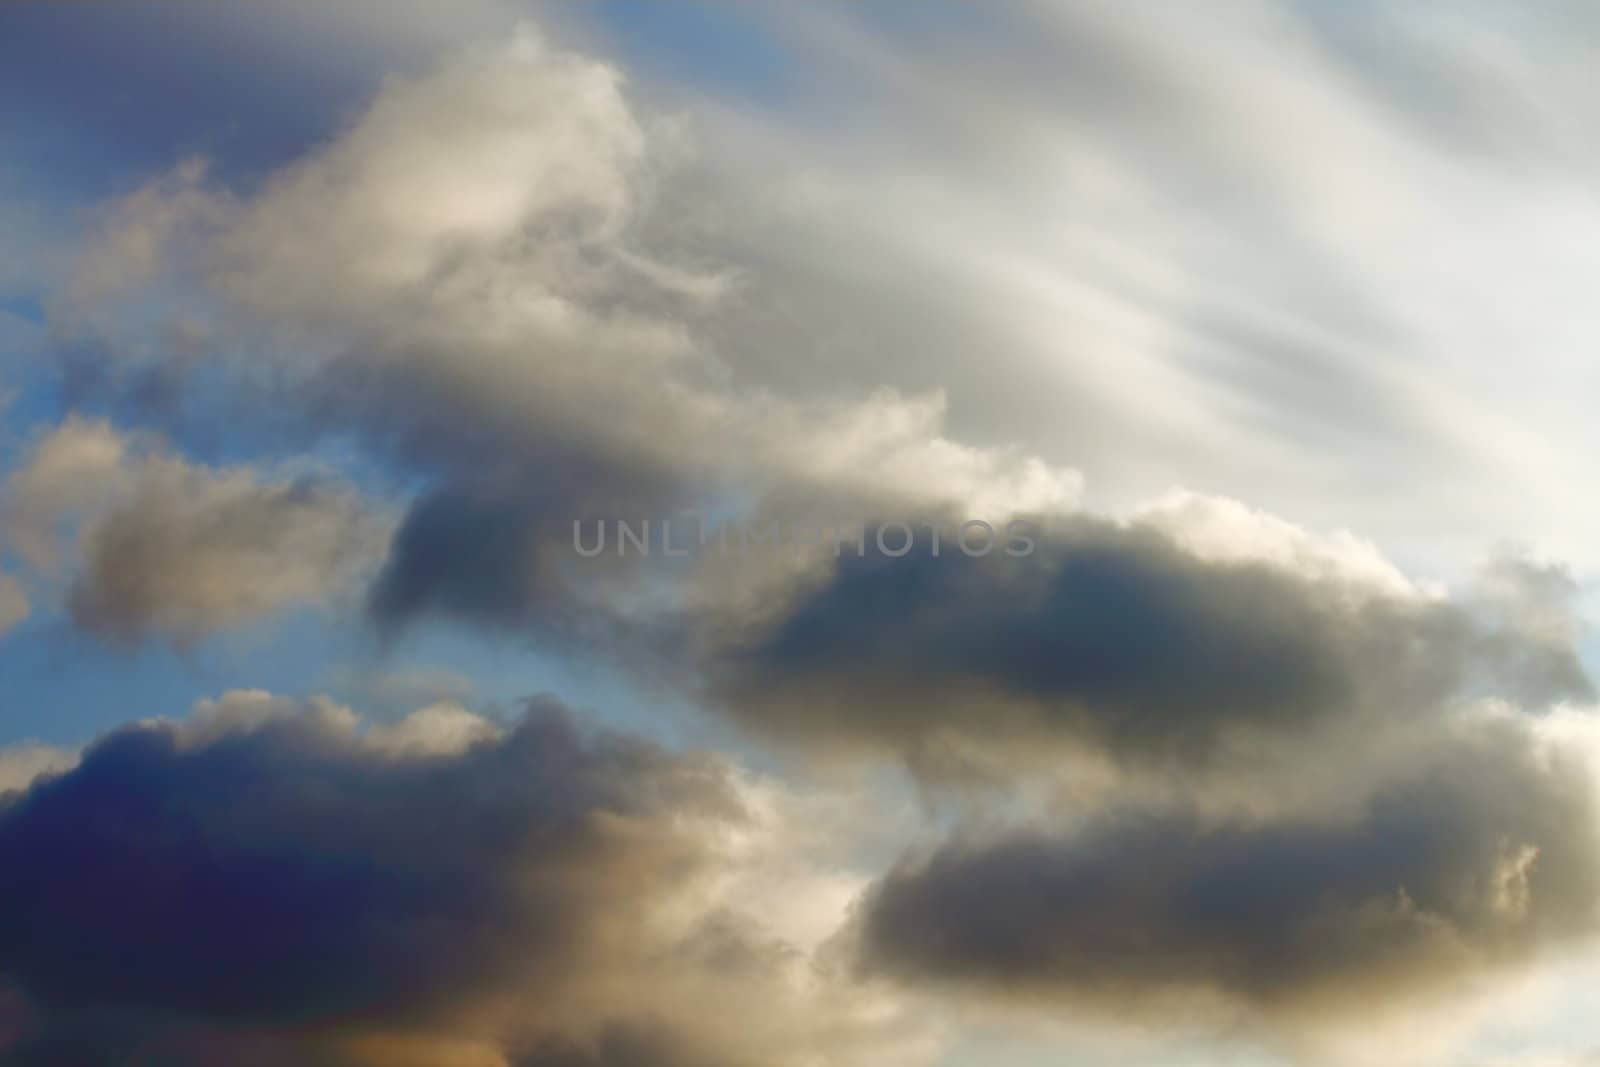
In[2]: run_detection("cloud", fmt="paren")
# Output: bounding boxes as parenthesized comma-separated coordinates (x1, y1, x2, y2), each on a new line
(856, 713, 1600, 1025)
(25, 9, 1600, 1062)
(706, 513, 1592, 770)
(364, 457, 686, 639)
(362, 701, 502, 758)
(510, 1023, 722, 1067)
(0, 741, 74, 795)
(0, 694, 696, 1063)
(629, 0, 1600, 573)
(321, 662, 478, 717)
(0, 573, 26, 637)
(1, 416, 389, 644)
(0, 693, 932, 1067)
(40, 3, 1600, 571)
(53, 23, 1081, 639)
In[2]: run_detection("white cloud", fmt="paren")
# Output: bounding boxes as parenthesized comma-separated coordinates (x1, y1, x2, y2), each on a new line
(0, 739, 75, 793)
(363, 701, 501, 758)
(62, 24, 1084, 529)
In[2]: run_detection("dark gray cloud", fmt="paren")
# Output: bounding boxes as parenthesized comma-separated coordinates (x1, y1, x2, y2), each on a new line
(857, 715, 1600, 1014)
(0, 1004, 714, 1067)
(0, 996, 353, 1067)
(366, 456, 684, 641)
(514, 1022, 723, 1067)
(709, 517, 1593, 762)
(0, 697, 741, 1065)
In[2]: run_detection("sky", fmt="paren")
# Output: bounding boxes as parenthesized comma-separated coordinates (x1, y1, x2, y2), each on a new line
(3, 2, 1600, 1064)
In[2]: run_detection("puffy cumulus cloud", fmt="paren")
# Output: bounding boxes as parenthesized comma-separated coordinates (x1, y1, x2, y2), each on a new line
(855, 713, 1600, 1030)
(173, 689, 363, 749)
(363, 700, 503, 758)
(704, 512, 1592, 772)
(0, 416, 389, 644)
(0, 692, 934, 1067)
(0, 742, 74, 795)
(1131, 489, 1418, 597)
(56, 23, 1082, 635)
(2, 415, 132, 572)
(215, 27, 650, 323)
(1470, 554, 1596, 694)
